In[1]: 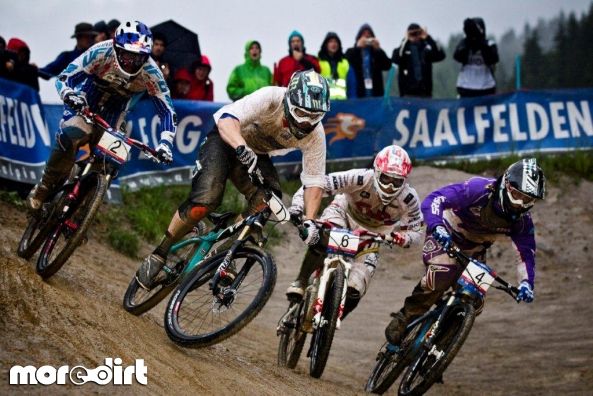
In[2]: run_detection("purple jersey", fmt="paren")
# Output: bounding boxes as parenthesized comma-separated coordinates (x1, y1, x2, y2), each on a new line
(421, 176, 536, 287)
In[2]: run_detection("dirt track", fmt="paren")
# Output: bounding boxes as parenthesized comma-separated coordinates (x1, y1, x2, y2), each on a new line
(1, 166, 593, 395)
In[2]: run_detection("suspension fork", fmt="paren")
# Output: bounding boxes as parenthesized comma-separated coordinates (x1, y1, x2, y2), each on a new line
(423, 293, 458, 348)
(336, 257, 351, 330)
(311, 256, 343, 329)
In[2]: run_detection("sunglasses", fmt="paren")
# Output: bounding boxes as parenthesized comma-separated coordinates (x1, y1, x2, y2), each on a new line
(379, 173, 405, 189)
(506, 184, 536, 208)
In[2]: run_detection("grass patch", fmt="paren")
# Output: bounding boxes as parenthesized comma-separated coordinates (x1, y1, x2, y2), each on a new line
(0, 190, 25, 207)
(107, 226, 140, 257)
(427, 151, 593, 183)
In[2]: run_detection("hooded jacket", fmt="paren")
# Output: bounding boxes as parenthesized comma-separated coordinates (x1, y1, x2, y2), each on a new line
(344, 24, 391, 97)
(187, 55, 214, 101)
(5, 37, 39, 91)
(274, 30, 320, 87)
(226, 40, 272, 101)
(318, 32, 349, 100)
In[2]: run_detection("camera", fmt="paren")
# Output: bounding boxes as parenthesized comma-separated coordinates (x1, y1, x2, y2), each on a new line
(365, 38, 374, 45)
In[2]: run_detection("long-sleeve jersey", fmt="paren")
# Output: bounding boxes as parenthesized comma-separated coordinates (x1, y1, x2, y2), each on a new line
(55, 40, 176, 135)
(421, 176, 536, 287)
(292, 168, 424, 242)
(212, 86, 326, 188)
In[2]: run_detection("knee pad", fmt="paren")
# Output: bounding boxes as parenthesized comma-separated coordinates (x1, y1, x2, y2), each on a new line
(187, 205, 208, 222)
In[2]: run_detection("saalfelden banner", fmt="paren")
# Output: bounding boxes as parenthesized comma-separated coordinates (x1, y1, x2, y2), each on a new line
(1, 77, 592, 195)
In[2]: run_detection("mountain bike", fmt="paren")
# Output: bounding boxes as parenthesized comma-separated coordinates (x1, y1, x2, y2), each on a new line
(277, 222, 396, 378)
(164, 189, 290, 348)
(123, 214, 235, 315)
(17, 109, 161, 279)
(365, 244, 519, 395)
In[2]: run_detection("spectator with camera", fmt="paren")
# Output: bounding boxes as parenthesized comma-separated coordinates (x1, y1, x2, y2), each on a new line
(226, 40, 272, 101)
(274, 30, 320, 87)
(345, 23, 391, 98)
(318, 31, 350, 100)
(5, 37, 39, 91)
(38, 22, 97, 80)
(454, 17, 499, 97)
(93, 21, 109, 43)
(392, 23, 445, 97)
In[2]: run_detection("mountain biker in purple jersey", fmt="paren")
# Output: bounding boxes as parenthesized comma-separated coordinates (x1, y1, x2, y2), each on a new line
(26, 20, 176, 211)
(385, 158, 546, 345)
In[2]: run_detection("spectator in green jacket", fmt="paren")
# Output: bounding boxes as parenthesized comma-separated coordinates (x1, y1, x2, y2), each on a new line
(226, 40, 272, 101)
(318, 31, 349, 100)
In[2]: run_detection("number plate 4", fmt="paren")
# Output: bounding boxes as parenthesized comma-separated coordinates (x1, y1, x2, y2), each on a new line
(459, 260, 495, 296)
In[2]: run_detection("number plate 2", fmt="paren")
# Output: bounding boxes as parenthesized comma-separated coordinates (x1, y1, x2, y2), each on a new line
(96, 131, 130, 163)
(327, 229, 360, 257)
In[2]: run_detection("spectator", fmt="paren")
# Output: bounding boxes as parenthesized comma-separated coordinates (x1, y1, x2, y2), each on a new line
(454, 18, 499, 97)
(318, 32, 349, 100)
(345, 23, 391, 97)
(171, 68, 192, 99)
(5, 38, 39, 91)
(274, 30, 320, 87)
(38, 22, 97, 80)
(392, 23, 446, 97)
(0, 35, 16, 79)
(107, 19, 120, 39)
(94, 21, 109, 43)
(151, 32, 171, 81)
(187, 55, 213, 101)
(226, 40, 272, 101)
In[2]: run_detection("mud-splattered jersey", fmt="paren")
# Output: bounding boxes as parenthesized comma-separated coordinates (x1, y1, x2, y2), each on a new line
(422, 176, 536, 286)
(212, 86, 326, 188)
(292, 168, 424, 241)
(55, 40, 176, 134)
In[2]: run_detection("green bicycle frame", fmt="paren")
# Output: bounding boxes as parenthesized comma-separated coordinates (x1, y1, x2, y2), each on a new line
(163, 228, 226, 278)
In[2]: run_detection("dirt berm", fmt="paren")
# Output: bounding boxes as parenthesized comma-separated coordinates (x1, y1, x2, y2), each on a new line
(1, 166, 592, 395)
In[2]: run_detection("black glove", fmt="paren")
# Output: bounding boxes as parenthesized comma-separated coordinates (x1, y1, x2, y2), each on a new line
(236, 145, 264, 186)
(64, 92, 88, 112)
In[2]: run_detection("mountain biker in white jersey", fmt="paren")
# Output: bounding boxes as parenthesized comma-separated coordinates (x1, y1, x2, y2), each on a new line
(26, 20, 176, 211)
(136, 70, 331, 290)
(286, 145, 424, 318)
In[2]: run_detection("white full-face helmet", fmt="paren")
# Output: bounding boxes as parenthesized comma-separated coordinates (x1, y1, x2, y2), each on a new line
(373, 145, 412, 205)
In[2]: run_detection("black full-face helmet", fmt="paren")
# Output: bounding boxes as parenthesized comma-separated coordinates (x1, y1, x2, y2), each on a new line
(283, 69, 330, 139)
(497, 158, 546, 218)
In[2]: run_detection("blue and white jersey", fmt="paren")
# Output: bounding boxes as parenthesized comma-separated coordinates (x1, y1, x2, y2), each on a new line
(55, 40, 176, 134)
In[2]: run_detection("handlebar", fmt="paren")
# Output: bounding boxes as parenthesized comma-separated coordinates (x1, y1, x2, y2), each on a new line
(445, 244, 520, 302)
(79, 108, 160, 163)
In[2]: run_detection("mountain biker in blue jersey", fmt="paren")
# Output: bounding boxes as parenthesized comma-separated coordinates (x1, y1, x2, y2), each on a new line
(26, 20, 176, 211)
(385, 158, 546, 345)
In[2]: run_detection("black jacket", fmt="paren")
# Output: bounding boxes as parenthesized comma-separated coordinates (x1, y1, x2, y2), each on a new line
(345, 24, 392, 97)
(392, 35, 445, 97)
(453, 38, 499, 66)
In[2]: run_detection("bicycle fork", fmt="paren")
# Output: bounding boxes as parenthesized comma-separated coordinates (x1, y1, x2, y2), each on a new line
(311, 258, 350, 330)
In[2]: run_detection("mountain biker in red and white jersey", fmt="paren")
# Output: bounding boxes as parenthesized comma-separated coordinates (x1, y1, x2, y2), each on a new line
(286, 145, 424, 317)
(26, 20, 176, 211)
(136, 70, 331, 289)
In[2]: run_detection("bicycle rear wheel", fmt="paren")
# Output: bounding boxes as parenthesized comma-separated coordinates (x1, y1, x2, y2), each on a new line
(398, 303, 476, 396)
(365, 316, 432, 394)
(165, 246, 276, 347)
(36, 174, 108, 279)
(123, 230, 201, 315)
(278, 299, 307, 369)
(17, 199, 60, 260)
(309, 264, 345, 379)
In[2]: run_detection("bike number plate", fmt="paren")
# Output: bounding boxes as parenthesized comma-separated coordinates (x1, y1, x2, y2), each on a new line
(96, 131, 130, 163)
(327, 229, 359, 257)
(459, 260, 495, 296)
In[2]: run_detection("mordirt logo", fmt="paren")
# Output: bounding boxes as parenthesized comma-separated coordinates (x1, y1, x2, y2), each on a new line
(324, 113, 366, 144)
(9, 358, 147, 385)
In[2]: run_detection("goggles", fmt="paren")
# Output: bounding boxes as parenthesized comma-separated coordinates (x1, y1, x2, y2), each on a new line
(378, 173, 405, 190)
(506, 182, 536, 208)
(116, 48, 149, 74)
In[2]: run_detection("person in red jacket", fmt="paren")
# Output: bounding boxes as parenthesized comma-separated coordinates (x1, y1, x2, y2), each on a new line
(187, 55, 214, 101)
(274, 30, 320, 87)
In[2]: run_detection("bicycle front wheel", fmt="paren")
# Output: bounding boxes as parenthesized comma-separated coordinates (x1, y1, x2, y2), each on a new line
(398, 303, 476, 396)
(165, 246, 276, 347)
(36, 173, 108, 279)
(309, 264, 345, 379)
(278, 299, 307, 369)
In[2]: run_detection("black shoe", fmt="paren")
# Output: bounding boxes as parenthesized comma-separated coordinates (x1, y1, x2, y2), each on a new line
(135, 254, 166, 290)
(385, 311, 409, 345)
(286, 280, 305, 301)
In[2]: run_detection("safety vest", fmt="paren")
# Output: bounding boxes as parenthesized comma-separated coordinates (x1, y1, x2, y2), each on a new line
(319, 58, 349, 100)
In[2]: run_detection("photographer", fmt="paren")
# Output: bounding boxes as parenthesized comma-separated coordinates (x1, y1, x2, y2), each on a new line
(392, 23, 445, 98)
(454, 17, 499, 97)
(345, 23, 391, 98)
